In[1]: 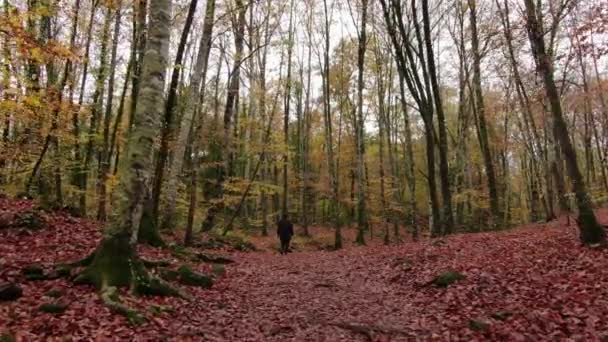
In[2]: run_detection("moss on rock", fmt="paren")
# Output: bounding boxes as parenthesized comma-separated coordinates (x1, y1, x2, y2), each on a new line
(39, 302, 68, 314)
(432, 271, 465, 287)
(22, 264, 46, 281)
(211, 264, 225, 276)
(45, 288, 64, 298)
(0, 283, 22, 301)
(469, 319, 490, 331)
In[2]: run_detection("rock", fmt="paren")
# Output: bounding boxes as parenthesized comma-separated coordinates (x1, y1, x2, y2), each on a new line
(13, 210, 44, 230)
(491, 311, 512, 321)
(469, 319, 490, 331)
(432, 271, 465, 287)
(22, 264, 46, 281)
(45, 288, 64, 298)
(38, 302, 68, 314)
(0, 283, 22, 301)
(211, 263, 226, 276)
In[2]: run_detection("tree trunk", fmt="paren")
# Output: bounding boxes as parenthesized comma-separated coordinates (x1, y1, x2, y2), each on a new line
(79, 0, 174, 298)
(147, 0, 199, 240)
(523, 0, 605, 245)
(97, 4, 122, 221)
(322, 0, 341, 249)
(201, 0, 247, 232)
(282, 0, 295, 218)
(181, 0, 216, 245)
(81, 7, 112, 216)
(354, 0, 369, 245)
(468, 0, 500, 226)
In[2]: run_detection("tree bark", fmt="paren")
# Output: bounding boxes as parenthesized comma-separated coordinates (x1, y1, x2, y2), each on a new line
(354, 0, 369, 245)
(468, 0, 500, 226)
(79, 0, 174, 294)
(147, 0, 199, 239)
(97, 3, 122, 221)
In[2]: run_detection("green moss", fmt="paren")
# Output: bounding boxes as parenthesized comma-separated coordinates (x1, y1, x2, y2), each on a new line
(39, 302, 68, 314)
(432, 271, 465, 287)
(169, 244, 193, 260)
(0, 333, 15, 342)
(469, 319, 490, 331)
(137, 203, 165, 247)
(54, 264, 72, 278)
(126, 310, 146, 325)
(149, 304, 175, 315)
(159, 268, 179, 281)
(211, 264, 225, 276)
(22, 264, 46, 281)
(197, 253, 234, 264)
(135, 276, 180, 297)
(491, 311, 512, 321)
(211, 232, 256, 252)
(177, 265, 213, 288)
(45, 289, 63, 298)
(83, 232, 137, 289)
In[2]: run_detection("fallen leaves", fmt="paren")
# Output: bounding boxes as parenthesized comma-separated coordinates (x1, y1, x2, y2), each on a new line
(2, 198, 608, 340)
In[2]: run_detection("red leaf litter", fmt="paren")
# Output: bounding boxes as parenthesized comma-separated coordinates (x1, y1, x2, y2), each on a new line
(2, 198, 608, 341)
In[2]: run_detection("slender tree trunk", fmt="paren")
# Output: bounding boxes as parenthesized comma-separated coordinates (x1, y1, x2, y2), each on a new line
(321, 0, 341, 249)
(97, 3, 122, 221)
(146, 0, 199, 241)
(281, 0, 295, 218)
(71, 0, 97, 212)
(468, 0, 500, 226)
(201, 0, 247, 231)
(420, 0, 453, 235)
(301, 6, 313, 236)
(180, 0, 216, 245)
(81, 7, 112, 216)
(354, 0, 369, 245)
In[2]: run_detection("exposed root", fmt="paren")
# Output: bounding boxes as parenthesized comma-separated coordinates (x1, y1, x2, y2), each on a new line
(135, 274, 190, 300)
(141, 259, 171, 268)
(100, 286, 145, 325)
(66, 251, 95, 268)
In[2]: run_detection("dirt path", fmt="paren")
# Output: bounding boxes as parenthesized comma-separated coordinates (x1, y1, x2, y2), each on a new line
(216, 250, 416, 341)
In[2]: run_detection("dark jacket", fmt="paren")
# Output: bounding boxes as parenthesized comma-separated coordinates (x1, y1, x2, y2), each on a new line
(277, 219, 294, 240)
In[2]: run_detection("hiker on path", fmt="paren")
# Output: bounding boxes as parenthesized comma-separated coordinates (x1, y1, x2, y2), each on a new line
(277, 214, 294, 254)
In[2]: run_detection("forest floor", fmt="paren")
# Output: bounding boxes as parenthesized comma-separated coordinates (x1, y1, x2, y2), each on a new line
(2, 198, 608, 341)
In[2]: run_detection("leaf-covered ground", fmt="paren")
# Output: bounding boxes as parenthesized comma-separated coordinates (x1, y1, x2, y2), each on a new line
(2, 198, 608, 340)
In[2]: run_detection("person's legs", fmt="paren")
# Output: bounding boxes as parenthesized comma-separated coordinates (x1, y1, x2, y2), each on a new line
(284, 237, 291, 253)
(280, 238, 287, 254)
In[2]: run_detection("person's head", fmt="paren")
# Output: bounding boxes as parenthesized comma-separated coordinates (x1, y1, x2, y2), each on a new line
(281, 213, 288, 221)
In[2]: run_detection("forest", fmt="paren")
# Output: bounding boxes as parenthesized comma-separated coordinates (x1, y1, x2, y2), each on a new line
(1, 0, 608, 339)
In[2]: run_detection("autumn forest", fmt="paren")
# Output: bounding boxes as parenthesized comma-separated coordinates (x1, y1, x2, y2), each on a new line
(1, 0, 608, 339)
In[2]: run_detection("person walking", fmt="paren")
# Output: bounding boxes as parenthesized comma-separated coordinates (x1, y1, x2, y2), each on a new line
(277, 214, 294, 254)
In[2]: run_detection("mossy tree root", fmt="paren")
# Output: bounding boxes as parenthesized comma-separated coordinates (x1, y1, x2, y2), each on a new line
(100, 286, 146, 325)
(73, 233, 186, 313)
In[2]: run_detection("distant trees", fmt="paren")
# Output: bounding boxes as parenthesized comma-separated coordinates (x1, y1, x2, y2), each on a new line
(0, 0, 607, 250)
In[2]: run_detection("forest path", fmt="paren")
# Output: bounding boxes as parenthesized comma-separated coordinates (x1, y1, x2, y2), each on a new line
(220, 248, 416, 341)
